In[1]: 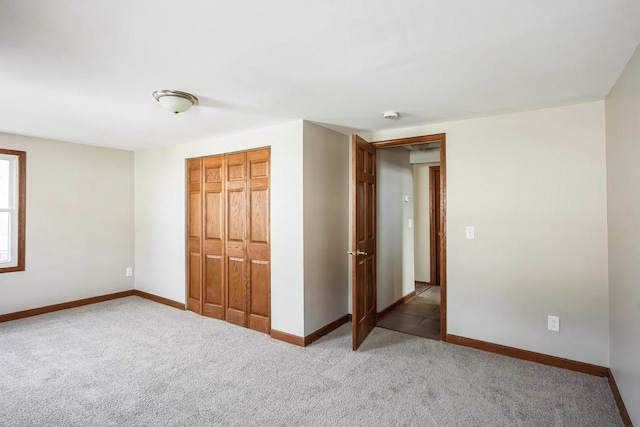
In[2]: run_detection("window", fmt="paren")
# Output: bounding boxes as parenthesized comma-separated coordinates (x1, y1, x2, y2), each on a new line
(0, 149, 26, 273)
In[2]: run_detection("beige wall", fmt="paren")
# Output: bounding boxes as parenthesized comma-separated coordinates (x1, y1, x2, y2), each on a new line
(413, 162, 439, 283)
(377, 147, 415, 311)
(370, 101, 609, 365)
(605, 45, 640, 425)
(134, 121, 307, 337)
(0, 133, 134, 314)
(302, 122, 350, 335)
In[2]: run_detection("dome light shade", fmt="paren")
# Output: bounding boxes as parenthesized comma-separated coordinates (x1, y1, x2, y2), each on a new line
(153, 90, 198, 114)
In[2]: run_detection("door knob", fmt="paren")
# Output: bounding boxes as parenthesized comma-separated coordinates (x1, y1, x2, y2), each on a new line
(347, 250, 368, 256)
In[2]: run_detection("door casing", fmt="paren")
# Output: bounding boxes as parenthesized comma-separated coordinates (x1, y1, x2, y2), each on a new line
(429, 165, 441, 287)
(369, 133, 448, 341)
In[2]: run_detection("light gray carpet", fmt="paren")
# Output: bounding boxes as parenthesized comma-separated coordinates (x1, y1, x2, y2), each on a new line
(0, 297, 623, 426)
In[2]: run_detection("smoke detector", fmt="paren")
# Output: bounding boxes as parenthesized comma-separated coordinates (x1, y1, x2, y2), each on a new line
(383, 111, 400, 120)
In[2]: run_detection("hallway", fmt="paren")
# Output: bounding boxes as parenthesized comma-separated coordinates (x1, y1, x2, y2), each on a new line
(376, 286, 441, 340)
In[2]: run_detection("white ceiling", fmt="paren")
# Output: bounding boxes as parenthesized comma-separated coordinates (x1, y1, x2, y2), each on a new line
(1, 1, 639, 151)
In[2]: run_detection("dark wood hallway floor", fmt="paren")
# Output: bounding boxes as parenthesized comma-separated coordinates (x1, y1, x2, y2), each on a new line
(376, 286, 441, 340)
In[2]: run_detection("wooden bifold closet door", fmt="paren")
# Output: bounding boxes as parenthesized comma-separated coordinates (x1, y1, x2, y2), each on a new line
(186, 148, 271, 334)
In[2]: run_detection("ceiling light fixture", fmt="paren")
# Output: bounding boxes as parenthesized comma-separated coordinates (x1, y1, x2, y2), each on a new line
(383, 111, 400, 120)
(152, 90, 198, 115)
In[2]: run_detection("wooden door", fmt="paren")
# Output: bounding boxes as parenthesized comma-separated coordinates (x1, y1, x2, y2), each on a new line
(225, 152, 249, 327)
(351, 135, 377, 350)
(202, 156, 225, 319)
(187, 158, 203, 314)
(429, 165, 441, 286)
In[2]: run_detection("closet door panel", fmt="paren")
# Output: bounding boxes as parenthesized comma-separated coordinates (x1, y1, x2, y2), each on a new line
(204, 255, 223, 315)
(250, 188, 269, 243)
(227, 190, 246, 242)
(205, 191, 223, 240)
(226, 256, 247, 326)
(202, 156, 225, 319)
(247, 148, 271, 333)
(225, 152, 248, 327)
(249, 260, 270, 333)
(188, 253, 201, 300)
(187, 158, 203, 314)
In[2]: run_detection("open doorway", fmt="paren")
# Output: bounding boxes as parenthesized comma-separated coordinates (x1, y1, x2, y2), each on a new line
(413, 164, 440, 297)
(375, 141, 442, 341)
(350, 133, 446, 349)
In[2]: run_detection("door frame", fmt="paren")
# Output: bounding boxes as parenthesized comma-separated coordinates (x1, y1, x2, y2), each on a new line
(372, 133, 447, 341)
(429, 165, 440, 287)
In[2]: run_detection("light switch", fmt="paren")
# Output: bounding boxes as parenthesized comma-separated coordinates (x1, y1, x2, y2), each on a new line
(404, 195, 410, 203)
(408, 219, 413, 229)
(465, 226, 475, 240)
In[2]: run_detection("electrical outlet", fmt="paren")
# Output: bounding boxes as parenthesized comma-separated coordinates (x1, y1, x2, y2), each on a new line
(548, 315, 560, 332)
(126, 267, 133, 277)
